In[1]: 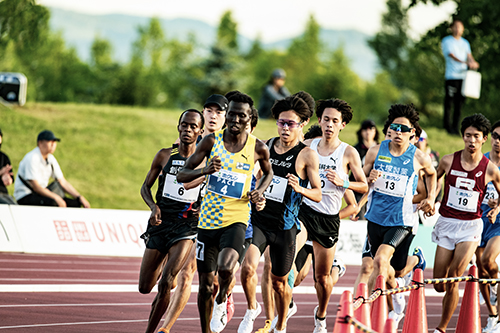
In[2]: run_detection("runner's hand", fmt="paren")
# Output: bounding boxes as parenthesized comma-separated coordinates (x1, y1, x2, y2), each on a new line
(488, 199, 498, 209)
(368, 170, 382, 184)
(487, 206, 500, 224)
(248, 189, 263, 204)
(204, 156, 221, 175)
(326, 169, 343, 187)
(255, 196, 266, 211)
(286, 173, 302, 194)
(149, 204, 162, 226)
(417, 198, 435, 217)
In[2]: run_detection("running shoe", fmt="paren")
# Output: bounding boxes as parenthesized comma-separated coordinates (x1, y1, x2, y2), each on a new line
(413, 247, 426, 271)
(227, 293, 235, 322)
(157, 328, 168, 333)
(332, 257, 346, 278)
(254, 320, 272, 333)
(271, 300, 298, 330)
(484, 316, 499, 333)
(210, 297, 228, 333)
(313, 305, 327, 333)
(238, 302, 262, 333)
(388, 310, 404, 327)
(490, 322, 500, 333)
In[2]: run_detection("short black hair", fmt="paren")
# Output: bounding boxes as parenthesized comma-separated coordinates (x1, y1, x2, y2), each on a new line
(461, 114, 491, 137)
(178, 109, 204, 129)
(316, 98, 353, 124)
(271, 96, 311, 122)
(451, 18, 463, 27)
(250, 106, 259, 129)
(386, 104, 420, 129)
(413, 122, 422, 139)
(292, 91, 315, 119)
(226, 91, 254, 108)
(304, 124, 322, 140)
(492, 120, 500, 132)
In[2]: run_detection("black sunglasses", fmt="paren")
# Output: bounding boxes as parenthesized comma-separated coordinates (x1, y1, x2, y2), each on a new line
(390, 123, 413, 133)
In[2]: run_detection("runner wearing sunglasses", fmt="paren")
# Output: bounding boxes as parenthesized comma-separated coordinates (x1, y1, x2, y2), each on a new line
(239, 95, 322, 333)
(362, 104, 437, 308)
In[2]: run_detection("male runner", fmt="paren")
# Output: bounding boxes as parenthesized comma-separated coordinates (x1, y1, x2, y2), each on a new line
(177, 92, 273, 333)
(363, 104, 436, 297)
(239, 95, 322, 333)
(432, 114, 500, 333)
(299, 98, 368, 333)
(138, 110, 205, 333)
(476, 120, 500, 333)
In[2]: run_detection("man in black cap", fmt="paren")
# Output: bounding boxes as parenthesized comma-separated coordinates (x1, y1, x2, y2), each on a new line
(14, 130, 90, 207)
(258, 68, 291, 119)
(0, 128, 16, 204)
(203, 94, 229, 136)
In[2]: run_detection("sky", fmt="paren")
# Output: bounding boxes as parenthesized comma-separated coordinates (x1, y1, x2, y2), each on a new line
(38, 0, 457, 41)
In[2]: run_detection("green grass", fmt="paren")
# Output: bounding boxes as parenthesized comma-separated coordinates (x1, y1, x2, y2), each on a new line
(0, 102, 482, 210)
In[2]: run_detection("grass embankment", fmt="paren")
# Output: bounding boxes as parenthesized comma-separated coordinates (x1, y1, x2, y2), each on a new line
(0, 102, 473, 210)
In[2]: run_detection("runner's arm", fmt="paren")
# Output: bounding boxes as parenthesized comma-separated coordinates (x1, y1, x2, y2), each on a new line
(486, 163, 500, 223)
(141, 148, 171, 225)
(249, 139, 273, 203)
(344, 146, 368, 194)
(177, 135, 216, 183)
(339, 189, 358, 219)
(416, 150, 437, 215)
(292, 147, 322, 203)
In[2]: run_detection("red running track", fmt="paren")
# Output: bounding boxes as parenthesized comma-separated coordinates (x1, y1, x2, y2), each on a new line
(0, 252, 490, 332)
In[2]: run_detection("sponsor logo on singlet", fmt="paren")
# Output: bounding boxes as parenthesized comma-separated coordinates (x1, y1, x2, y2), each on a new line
(378, 155, 392, 163)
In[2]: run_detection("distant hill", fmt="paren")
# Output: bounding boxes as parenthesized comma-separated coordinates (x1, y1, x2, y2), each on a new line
(48, 7, 379, 80)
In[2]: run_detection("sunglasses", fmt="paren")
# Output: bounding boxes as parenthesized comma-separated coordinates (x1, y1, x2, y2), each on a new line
(277, 119, 302, 129)
(492, 132, 500, 140)
(390, 123, 413, 133)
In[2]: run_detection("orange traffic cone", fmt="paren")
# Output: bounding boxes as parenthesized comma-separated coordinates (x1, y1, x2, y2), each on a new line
(333, 290, 354, 333)
(456, 265, 481, 333)
(383, 318, 396, 333)
(402, 268, 428, 333)
(370, 275, 387, 332)
(354, 283, 371, 333)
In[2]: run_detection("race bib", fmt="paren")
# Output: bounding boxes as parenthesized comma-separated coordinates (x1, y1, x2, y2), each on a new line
(482, 183, 498, 205)
(207, 170, 247, 199)
(163, 174, 200, 203)
(373, 172, 408, 197)
(446, 185, 480, 212)
(264, 175, 288, 203)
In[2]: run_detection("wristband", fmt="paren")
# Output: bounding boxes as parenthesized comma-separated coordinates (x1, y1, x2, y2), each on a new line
(76, 195, 81, 202)
(343, 179, 350, 189)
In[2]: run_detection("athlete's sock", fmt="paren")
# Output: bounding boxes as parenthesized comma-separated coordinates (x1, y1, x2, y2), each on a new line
(287, 269, 295, 289)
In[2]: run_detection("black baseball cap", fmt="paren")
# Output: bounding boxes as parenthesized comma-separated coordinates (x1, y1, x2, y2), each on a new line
(204, 94, 228, 112)
(37, 130, 61, 142)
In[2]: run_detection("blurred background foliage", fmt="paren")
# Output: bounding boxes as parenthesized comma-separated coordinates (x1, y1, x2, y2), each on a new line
(1, 0, 499, 126)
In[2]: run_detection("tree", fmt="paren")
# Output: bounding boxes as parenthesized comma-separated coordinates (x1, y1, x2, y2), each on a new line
(217, 11, 238, 50)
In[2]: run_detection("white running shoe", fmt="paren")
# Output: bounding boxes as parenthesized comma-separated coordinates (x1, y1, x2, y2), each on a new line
(484, 316, 499, 333)
(210, 297, 228, 333)
(313, 306, 327, 333)
(388, 310, 404, 327)
(332, 257, 346, 278)
(237, 302, 262, 333)
(271, 300, 298, 330)
(491, 323, 500, 333)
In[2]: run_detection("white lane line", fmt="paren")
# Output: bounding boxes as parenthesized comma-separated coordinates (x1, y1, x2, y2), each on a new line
(0, 259, 138, 266)
(0, 284, 462, 297)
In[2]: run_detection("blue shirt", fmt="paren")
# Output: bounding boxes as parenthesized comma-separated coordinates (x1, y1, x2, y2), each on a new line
(441, 35, 471, 80)
(365, 140, 418, 227)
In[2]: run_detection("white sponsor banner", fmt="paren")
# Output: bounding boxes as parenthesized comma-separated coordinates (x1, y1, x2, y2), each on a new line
(0, 205, 24, 252)
(336, 220, 367, 266)
(9, 205, 149, 257)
